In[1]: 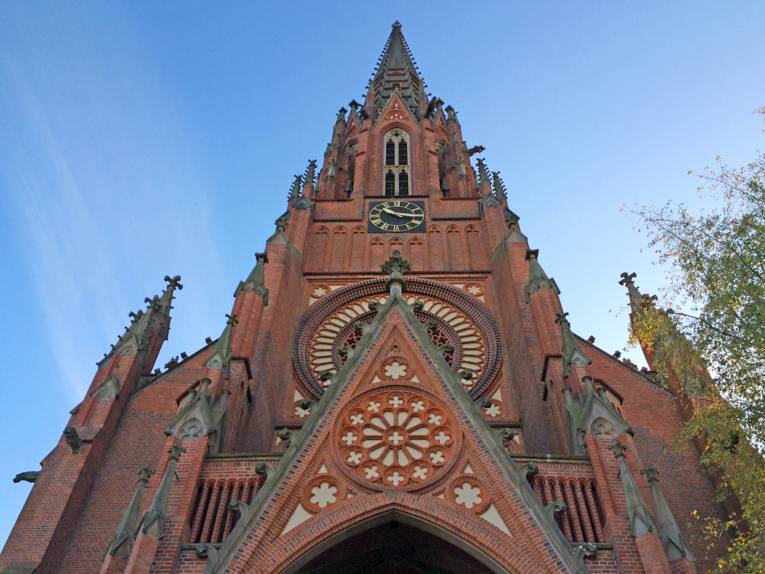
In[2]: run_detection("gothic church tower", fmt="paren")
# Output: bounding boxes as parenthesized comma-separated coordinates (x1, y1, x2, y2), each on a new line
(2, 22, 730, 574)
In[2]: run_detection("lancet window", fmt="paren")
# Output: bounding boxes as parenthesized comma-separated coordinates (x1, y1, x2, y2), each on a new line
(383, 129, 411, 196)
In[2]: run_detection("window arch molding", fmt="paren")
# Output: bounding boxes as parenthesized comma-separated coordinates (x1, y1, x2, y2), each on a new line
(381, 127, 412, 196)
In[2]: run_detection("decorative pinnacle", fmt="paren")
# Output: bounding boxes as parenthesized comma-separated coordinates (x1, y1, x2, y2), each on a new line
(476, 158, 493, 199)
(619, 272, 649, 313)
(164, 275, 183, 291)
(492, 171, 508, 201)
(641, 466, 660, 484)
(381, 250, 411, 276)
(305, 159, 317, 182)
(137, 465, 154, 483)
(618, 271, 637, 287)
(608, 441, 627, 459)
(289, 174, 302, 201)
(381, 250, 411, 296)
(168, 443, 187, 461)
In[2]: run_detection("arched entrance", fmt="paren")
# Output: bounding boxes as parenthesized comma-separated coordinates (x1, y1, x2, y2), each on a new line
(283, 514, 501, 574)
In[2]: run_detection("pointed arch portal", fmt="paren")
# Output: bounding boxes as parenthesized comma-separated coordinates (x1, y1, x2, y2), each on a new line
(282, 512, 501, 574)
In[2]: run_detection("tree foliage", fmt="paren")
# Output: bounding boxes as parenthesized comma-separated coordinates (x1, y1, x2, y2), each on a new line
(632, 110, 765, 573)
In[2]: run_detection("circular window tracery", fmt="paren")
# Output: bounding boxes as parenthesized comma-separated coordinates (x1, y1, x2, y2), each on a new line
(332, 308, 462, 370)
(334, 388, 460, 491)
(293, 278, 502, 399)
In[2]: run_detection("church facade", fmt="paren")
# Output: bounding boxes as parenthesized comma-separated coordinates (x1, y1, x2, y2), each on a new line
(2, 22, 730, 574)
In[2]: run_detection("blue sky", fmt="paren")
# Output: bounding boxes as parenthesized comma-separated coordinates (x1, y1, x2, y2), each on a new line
(0, 1, 763, 546)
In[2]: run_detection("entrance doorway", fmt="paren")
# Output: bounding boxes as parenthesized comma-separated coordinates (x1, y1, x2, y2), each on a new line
(292, 520, 495, 574)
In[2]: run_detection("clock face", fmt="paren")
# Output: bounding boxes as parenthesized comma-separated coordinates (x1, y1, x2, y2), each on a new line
(368, 200, 426, 233)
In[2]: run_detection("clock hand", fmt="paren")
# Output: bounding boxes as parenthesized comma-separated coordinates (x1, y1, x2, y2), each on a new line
(382, 207, 418, 219)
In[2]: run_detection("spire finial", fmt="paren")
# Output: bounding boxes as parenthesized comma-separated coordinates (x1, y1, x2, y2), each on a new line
(381, 250, 411, 296)
(619, 272, 644, 313)
(492, 170, 508, 201)
(476, 158, 491, 195)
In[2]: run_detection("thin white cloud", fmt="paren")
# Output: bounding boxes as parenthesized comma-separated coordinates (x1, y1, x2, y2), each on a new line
(0, 9, 226, 398)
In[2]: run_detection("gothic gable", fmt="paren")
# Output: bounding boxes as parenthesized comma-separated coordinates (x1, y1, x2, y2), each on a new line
(205, 293, 584, 574)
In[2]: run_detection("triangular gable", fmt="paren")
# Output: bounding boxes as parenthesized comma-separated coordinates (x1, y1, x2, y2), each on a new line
(206, 293, 584, 574)
(377, 90, 419, 126)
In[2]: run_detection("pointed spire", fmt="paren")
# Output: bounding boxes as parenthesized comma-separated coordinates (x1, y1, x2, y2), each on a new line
(492, 171, 508, 202)
(641, 467, 695, 562)
(368, 21, 427, 116)
(204, 314, 238, 373)
(335, 106, 347, 125)
(524, 249, 559, 301)
(140, 444, 186, 538)
(103, 275, 182, 364)
(555, 312, 590, 376)
(476, 158, 492, 196)
(619, 272, 644, 313)
(288, 174, 302, 203)
(302, 159, 317, 197)
(106, 466, 154, 557)
(236, 252, 269, 304)
(609, 442, 657, 536)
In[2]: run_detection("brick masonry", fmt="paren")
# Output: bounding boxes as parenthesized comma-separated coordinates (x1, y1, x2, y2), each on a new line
(1, 22, 730, 574)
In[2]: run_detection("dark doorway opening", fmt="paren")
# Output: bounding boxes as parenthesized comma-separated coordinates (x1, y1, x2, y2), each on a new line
(293, 520, 495, 574)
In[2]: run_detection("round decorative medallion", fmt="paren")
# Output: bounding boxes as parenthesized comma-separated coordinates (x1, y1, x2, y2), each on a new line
(301, 474, 346, 514)
(334, 388, 461, 491)
(446, 474, 491, 514)
(294, 278, 502, 399)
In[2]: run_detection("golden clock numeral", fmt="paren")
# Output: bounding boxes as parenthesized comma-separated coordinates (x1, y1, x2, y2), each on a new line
(379, 223, 391, 231)
(392, 225, 400, 232)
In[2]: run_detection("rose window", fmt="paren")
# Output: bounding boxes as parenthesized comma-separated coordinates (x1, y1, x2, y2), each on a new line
(333, 308, 462, 369)
(294, 278, 502, 398)
(335, 389, 460, 490)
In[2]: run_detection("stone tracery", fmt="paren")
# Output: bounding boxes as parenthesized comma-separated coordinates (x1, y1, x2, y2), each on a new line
(335, 388, 460, 491)
(294, 278, 502, 399)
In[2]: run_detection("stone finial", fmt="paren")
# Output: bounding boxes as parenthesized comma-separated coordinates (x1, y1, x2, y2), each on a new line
(609, 442, 657, 536)
(140, 445, 186, 538)
(492, 171, 508, 201)
(255, 462, 269, 480)
(619, 271, 644, 312)
(63, 427, 82, 453)
(204, 313, 238, 372)
(524, 249, 559, 301)
(237, 252, 269, 304)
(641, 466, 695, 562)
(555, 313, 590, 376)
(521, 461, 539, 480)
(276, 428, 293, 445)
(289, 174, 303, 203)
(303, 159, 318, 196)
(164, 274, 183, 290)
(381, 250, 411, 296)
(504, 209, 526, 243)
(476, 158, 492, 196)
(106, 465, 154, 556)
(274, 212, 289, 232)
